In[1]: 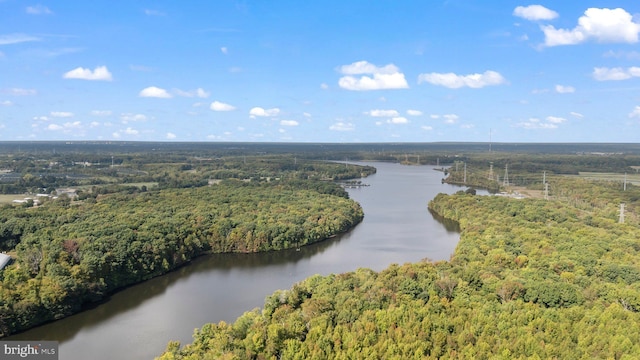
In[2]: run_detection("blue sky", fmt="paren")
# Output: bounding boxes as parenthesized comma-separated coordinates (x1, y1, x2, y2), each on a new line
(1, 1, 640, 143)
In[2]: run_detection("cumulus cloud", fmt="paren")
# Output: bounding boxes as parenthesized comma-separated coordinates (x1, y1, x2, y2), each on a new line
(221, 47, 228, 54)
(629, 106, 640, 118)
(542, 8, 640, 47)
(517, 117, 559, 129)
(26, 5, 53, 15)
(280, 120, 299, 126)
(443, 114, 459, 124)
(33, 116, 49, 121)
(210, 101, 236, 111)
(249, 107, 280, 117)
(329, 122, 355, 131)
(418, 70, 506, 89)
(338, 61, 409, 91)
(63, 66, 113, 81)
(513, 5, 558, 21)
(174, 88, 210, 98)
(124, 127, 139, 135)
(388, 117, 409, 124)
(50, 111, 74, 118)
(593, 67, 640, 81)
(166, 132, 176, 139)
(320, 83, 329, 90)
(367, 109, 399, 117)
(47, 124, 63, 131)
(139, 86, 172, 98)
(421, 126, 433, 131)
(546, 116, 566, 123)
(0, 33, 40, 45)
(570, 112, 584, 118)
(0, 100, 12, 106)
(555, 84, 575, 93)
(120, 113, 147, 123)
(407, 109, 423, 116)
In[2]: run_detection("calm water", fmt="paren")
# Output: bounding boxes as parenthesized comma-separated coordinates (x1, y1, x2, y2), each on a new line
(9, 162, 471, 359)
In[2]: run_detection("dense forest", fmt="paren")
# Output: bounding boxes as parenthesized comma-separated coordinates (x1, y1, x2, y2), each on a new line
(157, 153, 640, 359)
(0, 146, 375, 337)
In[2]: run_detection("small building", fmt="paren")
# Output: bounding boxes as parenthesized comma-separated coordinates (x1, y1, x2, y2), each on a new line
(0, 253, 11, 270)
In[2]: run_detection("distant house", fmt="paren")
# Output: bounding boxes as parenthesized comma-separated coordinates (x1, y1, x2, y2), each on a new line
(0, 253, 11, 271)
(55, 188, 78, 198)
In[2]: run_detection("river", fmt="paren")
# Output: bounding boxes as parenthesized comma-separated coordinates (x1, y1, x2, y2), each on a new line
(8, 162, 471, 359)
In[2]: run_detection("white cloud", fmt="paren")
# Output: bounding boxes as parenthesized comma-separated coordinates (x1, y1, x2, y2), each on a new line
(130, 64, 153, 72)
(50, 111, 74, 118)
(26, 5, 52, 15)
(593, 66, 640, 81)
(329, 122, 355, 131)
(4, 88, 37, 96)
(0, 33, 40, 45)
(210, 101, 236, 111)
(320, 83, 329, 90)
(166, 132, 176, 139)
(91, 110, 112, 116)
(418, 70, 506, 89)
(221, 47, 228, 54)
(546, 116, 566, 123)
(174, 88, 210, 98)
(367, 109, 399, 117)
(0, 100, 12, 106)
(407, 109, 423, 116)
(542, 8, 640, 47)
(120, 113, 147, 123)
(124, 127, 139, 135)
(555, 84, 575, 93)
(430, 114, 440, 119)
(63, 66, 113, 81)
(33, 116, 49, 121)
(513, 5, 558, 21)
(338, 61, 409, 91)
(112, 132, 121, 138)
(388, 117, 409, 124)
(47, 124, 63, 131)
(443, 114, 459, 124)
(303, 112, 311, 118)
(421, 126, 433, 131)
(517, 117, 559, 129)
(280, 120, 299, 126)
(90, 121, 100, 127)
(570, 112, 584, 118)
(460, 124, 475, 129)
(629, 106, 640, 118)
(139, 86, 172, 98)
(249, 107, 280, 117)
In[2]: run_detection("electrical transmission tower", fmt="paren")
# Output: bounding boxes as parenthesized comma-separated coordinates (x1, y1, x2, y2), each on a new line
(503, 164, 509, 186)
(488, 162, 494, 180)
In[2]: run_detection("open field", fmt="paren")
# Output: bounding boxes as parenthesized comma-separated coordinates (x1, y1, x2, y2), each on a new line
(564, 172, 640, 186)
(0, 194, 30, 204)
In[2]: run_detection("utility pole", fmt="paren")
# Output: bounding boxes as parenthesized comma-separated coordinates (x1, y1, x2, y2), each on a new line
(619, 203, 625, 223)
(543, 171, 546, 185)
(463, 162, 467, 183)
(488, 162, 494, 180)
(624, 173, 627, 191)
(503, 164, 509, 187)
(544, 183, 549, 200)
